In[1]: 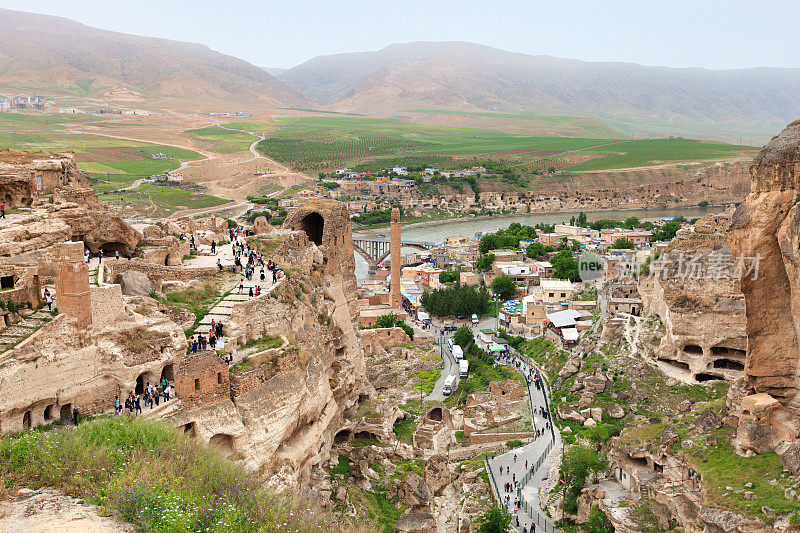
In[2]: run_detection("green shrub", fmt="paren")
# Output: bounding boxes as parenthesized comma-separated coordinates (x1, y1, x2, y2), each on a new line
(0, 417, 350, 532)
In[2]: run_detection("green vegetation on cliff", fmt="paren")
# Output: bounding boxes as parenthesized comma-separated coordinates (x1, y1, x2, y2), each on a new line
(0, 417, 352, 532)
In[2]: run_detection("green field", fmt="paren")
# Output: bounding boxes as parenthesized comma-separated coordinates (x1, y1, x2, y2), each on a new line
(101, 184, 229, 212)
(257, 116, 756, 175)
(0, 113, 224, 213)
(185, 126, 256, 153)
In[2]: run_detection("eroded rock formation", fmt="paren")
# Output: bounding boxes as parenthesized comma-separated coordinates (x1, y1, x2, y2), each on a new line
(168, 200, 370, 491)
(729, 122, 800, 402)
(639, 210, 747, 383)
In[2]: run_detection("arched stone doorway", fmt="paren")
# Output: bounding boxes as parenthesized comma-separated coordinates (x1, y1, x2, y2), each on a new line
(101, 241, 128, 255)
(135, 373, 147, 394)
(299, 212, 324, 245)
(160, 364, 174, 383)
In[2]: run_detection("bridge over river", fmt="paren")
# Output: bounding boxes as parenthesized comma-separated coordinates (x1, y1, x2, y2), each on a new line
(352, 237, 440, 272)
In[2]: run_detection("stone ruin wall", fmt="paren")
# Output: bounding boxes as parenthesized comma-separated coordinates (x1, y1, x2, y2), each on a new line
(174, 351, 231, 410)
(0, 152, 91, 208)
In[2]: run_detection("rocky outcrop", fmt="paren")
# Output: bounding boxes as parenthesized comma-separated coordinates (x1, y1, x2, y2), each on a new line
(639, 210, 747, 383)
(0, 295, 185, 432)
(728, 121, 800, 402)
(0, 151, 91, 208)
(169, 201, 370, 490)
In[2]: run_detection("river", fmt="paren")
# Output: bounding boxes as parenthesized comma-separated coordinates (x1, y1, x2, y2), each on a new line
(353, 206, 723, 283)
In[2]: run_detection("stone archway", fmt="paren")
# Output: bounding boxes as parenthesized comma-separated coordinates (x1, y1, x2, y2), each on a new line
(427, 407, 443, 422)
(299, 212, 324, 245)
(101, 241, 127, 255)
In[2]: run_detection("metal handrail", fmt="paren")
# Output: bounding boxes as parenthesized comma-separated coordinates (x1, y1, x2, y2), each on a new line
(490, 349, 561, 533)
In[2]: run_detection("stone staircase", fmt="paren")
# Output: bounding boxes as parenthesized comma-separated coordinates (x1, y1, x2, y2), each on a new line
(0, 309, 53, 354)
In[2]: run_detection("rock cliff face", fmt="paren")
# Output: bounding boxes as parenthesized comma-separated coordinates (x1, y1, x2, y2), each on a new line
(728, 121, 800, 402)
(169, 201, 370, 493)
(639, 211, 747, 383)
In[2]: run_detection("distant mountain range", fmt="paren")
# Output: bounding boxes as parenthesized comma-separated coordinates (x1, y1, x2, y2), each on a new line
(1, 9, 798, 141)
(278, 41, 800, 140)
(0, 8, 310, 109)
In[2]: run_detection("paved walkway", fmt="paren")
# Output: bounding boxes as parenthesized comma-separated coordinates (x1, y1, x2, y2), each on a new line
(483, 346, 563, 533)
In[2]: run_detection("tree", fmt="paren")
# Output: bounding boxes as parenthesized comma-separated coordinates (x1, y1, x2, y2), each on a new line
(550, 249, 579, 281)
(526, 243, 553, 260)
(584, 505, 614, 533)
(611, 237, 635, 249)
(651, 221, 681, 242)
(476, 507, 511, 533)
(576, 211, 588, 227)
(560, 446, 608, 513)
(439, 269, 461, 284)
(623, 216, 640, 229)
(372, 313, 414, 339)
(491, 274, 516, 300)
(454, 325, 474, 350)
(476, 254, 495, 271)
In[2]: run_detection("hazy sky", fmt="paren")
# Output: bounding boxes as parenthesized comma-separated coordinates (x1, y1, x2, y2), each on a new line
(2, 0, 799, 70)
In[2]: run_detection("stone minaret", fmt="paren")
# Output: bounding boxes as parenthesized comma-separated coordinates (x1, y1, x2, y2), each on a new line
(390, 207, 402, 309)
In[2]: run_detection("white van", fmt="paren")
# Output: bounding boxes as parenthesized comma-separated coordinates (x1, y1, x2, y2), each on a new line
(471, 314, 479, 325)
(447, 338, 454, 351)
(442, 374, 456, 396)
(452, 345, 464, 360)
(459, 360, 469, 378)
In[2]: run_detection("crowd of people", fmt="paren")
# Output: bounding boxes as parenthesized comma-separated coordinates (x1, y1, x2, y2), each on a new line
(114, 377, 173, 416)
(491, 351, 556, 533)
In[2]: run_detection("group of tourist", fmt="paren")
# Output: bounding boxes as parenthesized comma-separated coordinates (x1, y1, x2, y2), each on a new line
(190, 319, 224, 353)
(83, 247, 132, 264)
(491, 350, 556, 533)
(114, 377, 173, 416)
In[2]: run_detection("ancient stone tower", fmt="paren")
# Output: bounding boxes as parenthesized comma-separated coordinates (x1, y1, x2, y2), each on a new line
(390, 207, 402, 309)
(38, 242, 92, 327)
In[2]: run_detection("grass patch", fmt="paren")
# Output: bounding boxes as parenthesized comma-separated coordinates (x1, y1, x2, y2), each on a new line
(185, 126, 256, 153)
(242, 334, 283, 351)
(0, 417, 352, 532)
(413, 368, 441, 395)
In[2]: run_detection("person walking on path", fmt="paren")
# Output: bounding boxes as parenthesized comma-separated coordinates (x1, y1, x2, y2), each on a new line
(211, 240, 216, 254)
(0, 201, 5, 219)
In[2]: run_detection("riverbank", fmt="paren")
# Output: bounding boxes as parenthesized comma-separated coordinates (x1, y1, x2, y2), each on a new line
(353, 205, 726, 239)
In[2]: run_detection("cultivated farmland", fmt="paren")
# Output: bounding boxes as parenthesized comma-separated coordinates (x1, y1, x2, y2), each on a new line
(256, 116, 757, 175)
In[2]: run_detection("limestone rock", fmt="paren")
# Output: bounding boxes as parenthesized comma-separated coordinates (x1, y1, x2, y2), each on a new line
(115, 270, 154, 296)
(558, 404, 585, 424)
(690, 409, 723, 435)
(398, 473, 431, 510)
(583, 418, 597, 428)
(583, 375, 608, 394)
(661, 425, 680, 447)
(678, 399, 694, 413)
(424, 454, 450, 495)
(395, 511, 437, 533)
(608, 404, 625, 419)
(590, 407, 602, 422)
(781, 444, 800, 475)
(559, 356, 581, 379)
(729, 122, 800, 399)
